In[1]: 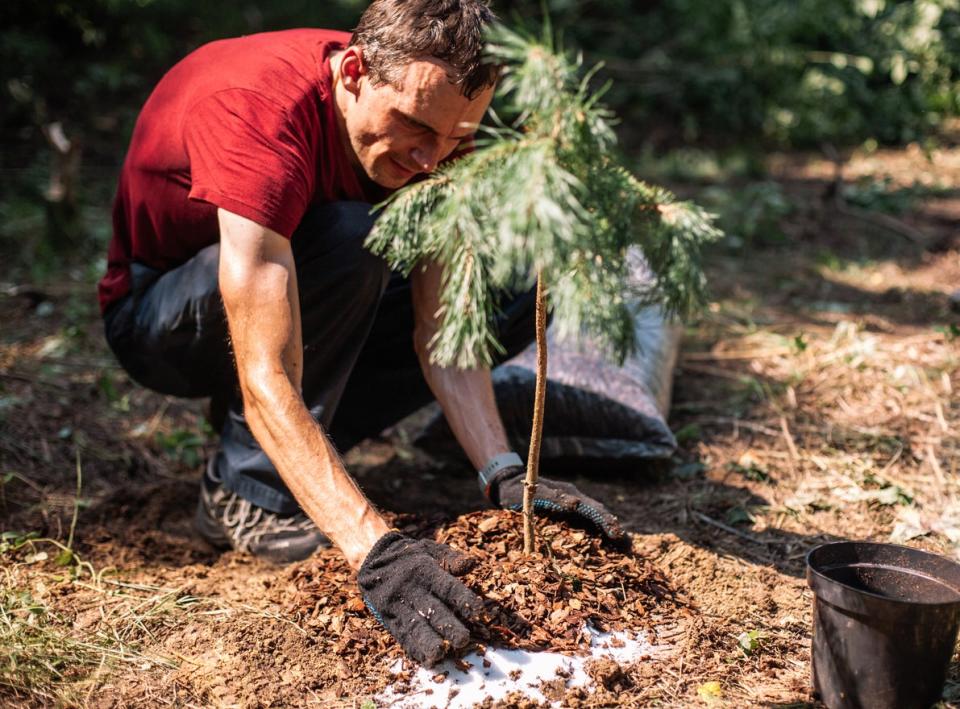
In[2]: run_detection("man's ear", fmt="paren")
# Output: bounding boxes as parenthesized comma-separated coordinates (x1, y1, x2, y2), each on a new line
(338, 46, 366, 97)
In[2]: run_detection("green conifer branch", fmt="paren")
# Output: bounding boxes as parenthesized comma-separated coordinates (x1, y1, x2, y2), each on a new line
(366, 23, 722, 369)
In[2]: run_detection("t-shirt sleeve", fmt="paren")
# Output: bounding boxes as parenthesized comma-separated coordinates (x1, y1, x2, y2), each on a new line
(183, 89, 314, 238)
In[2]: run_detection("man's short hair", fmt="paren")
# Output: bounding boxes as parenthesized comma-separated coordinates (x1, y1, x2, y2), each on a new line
(350, 0, 498, 99)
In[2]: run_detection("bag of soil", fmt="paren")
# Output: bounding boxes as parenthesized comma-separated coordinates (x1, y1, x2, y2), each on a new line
(416, 302, 681, 475)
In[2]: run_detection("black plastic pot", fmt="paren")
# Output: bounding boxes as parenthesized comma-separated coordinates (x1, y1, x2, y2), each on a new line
(806, 541, 960, 709)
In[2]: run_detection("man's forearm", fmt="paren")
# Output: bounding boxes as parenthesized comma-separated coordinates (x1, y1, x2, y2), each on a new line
(218, 208, 389, 569)
(240, 370, 390, 568)
(410, 261, 513, 472)
(417, 360, 512, 471)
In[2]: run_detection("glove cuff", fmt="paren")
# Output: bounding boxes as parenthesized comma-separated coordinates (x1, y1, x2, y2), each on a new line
(359, 530, 404, 573)
(477, 452, 524, 503)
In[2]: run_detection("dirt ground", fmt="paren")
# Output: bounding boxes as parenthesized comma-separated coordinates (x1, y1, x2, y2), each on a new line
(1, 141, 959, 707)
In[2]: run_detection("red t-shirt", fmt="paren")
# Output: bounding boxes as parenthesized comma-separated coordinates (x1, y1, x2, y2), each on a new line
(98, 29, 379, 312)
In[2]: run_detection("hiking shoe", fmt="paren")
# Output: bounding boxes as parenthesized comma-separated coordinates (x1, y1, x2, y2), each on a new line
(195, 459, 330, 564)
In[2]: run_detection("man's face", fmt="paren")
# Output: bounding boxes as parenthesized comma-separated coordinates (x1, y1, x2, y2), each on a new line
(337, 51, 494, 188)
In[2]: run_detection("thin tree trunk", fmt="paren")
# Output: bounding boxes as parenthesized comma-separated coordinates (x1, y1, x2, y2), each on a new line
(43, 122, 82, 248)
(523, 271, 548, 554)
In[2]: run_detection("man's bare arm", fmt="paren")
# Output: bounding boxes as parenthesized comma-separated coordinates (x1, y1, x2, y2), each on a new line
(217, 209, 390, 568)
(410, 260, 512, 471)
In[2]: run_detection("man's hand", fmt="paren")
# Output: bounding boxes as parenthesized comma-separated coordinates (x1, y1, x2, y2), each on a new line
(486, 467, 625, 542)
(358, 532, 483, 666)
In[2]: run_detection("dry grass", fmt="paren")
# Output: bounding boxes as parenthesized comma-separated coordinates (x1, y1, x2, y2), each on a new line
(0, 548, 178, 706)
(681, 282, 959, 558)
(0, 540, 333, 707)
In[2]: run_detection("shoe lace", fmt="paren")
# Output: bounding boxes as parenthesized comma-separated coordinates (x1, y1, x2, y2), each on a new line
(206, 484, 315, 552)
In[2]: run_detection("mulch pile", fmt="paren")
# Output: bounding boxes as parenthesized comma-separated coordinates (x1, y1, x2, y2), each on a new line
(439, 510, 677, 652)
(283, 509, 679, 691)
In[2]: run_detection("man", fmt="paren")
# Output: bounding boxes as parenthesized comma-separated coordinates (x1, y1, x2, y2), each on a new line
(100, 0, 624, 665)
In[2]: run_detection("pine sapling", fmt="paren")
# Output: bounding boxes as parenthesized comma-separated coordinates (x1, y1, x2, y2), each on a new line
(523, 271, 547, 553)
(366, 23, 722, 555)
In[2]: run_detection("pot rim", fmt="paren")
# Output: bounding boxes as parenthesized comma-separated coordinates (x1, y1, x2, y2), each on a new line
(806, 541, 960, 609)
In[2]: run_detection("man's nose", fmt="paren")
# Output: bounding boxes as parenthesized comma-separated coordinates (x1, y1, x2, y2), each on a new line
(410, 141, 442, 173)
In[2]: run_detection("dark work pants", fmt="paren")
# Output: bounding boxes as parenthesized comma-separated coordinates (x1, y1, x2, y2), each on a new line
(104, 202, 536, 514)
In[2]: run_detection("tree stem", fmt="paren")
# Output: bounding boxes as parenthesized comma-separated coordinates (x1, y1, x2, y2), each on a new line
(523, 270, 548, 554)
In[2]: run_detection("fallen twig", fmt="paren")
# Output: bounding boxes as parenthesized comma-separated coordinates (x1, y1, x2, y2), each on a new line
(823, 142, 928, 246)
(691, 511, 767, 546)
(779, 416, 800, 463)
(687, 416, 783, 437)
(680, 349, 791, 362)
(0, 370, 72, 390)
(677, 362, 759, 382)
(834, 201, 928, 246)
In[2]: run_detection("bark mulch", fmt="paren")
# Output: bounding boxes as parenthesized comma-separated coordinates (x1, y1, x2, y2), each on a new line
(282, 509, 683, 696)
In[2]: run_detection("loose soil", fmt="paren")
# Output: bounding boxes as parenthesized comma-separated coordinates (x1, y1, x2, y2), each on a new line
(2, 142, 959, 707)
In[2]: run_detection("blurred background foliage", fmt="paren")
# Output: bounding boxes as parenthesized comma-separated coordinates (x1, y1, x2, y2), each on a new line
(549, 0, 960, 148)
(1, 0, 958, 276)
(2, 0, 366, 166)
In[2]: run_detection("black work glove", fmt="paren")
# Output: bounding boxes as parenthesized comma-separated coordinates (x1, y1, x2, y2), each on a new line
(487, 466, 626, 542)
(357, 531, 484, 666)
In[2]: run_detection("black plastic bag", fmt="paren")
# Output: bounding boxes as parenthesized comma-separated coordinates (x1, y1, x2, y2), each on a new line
(416, 306, 680, 474)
